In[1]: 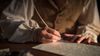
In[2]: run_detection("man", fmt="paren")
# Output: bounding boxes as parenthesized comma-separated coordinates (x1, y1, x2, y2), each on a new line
(0, 0, 100, 43)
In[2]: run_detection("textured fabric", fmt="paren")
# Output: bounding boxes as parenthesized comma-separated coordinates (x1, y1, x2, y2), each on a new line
(1, 0, 42, 43)
(0, 0, 100, 43)
(33, 0, 86, 33)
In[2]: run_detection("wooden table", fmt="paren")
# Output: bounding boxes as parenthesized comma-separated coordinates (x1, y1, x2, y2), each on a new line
(0, 41, 100, 56)
(0, 41, 62, 56)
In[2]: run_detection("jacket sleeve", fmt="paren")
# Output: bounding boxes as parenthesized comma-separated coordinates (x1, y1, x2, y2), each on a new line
(1, 0, 42, 43)
(77, 0, 100, 43)
(85, 0, 100, 43)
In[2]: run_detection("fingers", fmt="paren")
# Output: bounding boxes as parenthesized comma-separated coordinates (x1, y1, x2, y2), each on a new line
(88, 38, 97, 44)
(47, 27, 61, 37)
(88, 38, 91, 43)
(64, 34, 81, 38)
(77, 36, 95, 44)
(64, 34, 74, 37)
(64, 33, 94, 44)
(63, 34, 79, 42)
(41, 28, 61, 42)
(76, 35, 82, 37)
(42, 33, 61, 43)
(63, 34, 86, 43)
(45, 27, 61, 40)
(46, 33, 61, 40)
(77, 36, 86, 43)
(53, 30, 61, 37)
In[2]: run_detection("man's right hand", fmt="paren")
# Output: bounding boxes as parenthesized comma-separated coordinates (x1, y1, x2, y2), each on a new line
(40, 27, 61, 43)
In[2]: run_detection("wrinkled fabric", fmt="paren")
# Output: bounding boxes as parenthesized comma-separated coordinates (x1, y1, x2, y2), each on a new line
(0, 0, 100, 43)
(1, 0, 42, 43)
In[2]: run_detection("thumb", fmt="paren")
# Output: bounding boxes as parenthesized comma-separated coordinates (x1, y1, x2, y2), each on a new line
(47, 27, 61, 37)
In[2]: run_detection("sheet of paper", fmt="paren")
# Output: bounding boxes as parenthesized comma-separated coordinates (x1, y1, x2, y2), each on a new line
(33, 42, 100, 56)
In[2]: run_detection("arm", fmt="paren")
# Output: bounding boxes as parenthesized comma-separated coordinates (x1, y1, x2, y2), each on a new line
(85, 1, 100, 43)
(2, 0, 61, 43)
(1, 0, 42, 43)
(77, 0, 100, 43)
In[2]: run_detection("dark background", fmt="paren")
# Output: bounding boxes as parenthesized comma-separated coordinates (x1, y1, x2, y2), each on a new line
(97, 0, 100, 15)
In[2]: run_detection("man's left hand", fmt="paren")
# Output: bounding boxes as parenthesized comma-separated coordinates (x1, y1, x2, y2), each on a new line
(63, 33, 97, 44)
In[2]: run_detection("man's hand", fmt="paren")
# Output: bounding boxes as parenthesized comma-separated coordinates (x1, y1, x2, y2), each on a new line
(40, 27, 61, 43)
(63, 33, 97, 44)
(77, 32, 97, 44)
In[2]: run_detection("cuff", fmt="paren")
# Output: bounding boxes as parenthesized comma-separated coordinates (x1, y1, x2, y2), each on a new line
(83, 30, 98, 43)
